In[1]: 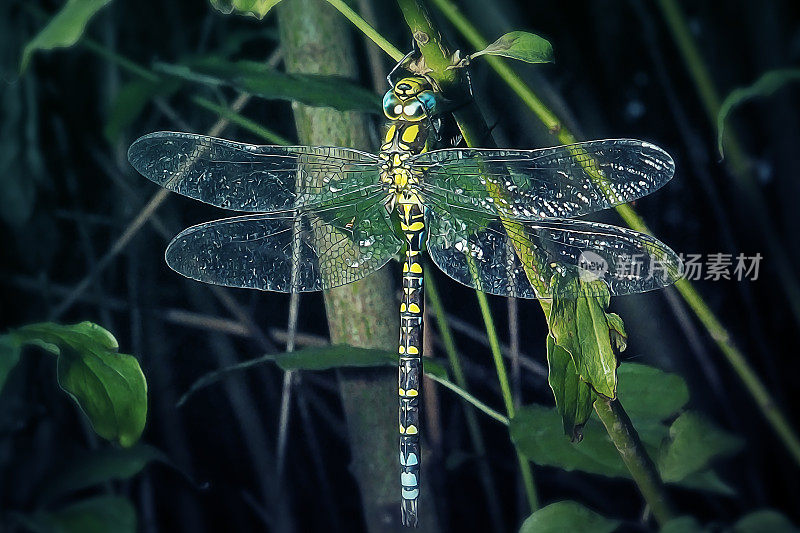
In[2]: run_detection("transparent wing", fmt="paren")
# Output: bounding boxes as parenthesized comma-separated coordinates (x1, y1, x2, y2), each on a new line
(165, 192, 401, 292)
(425, 201, 683, 299)
(413, 139, 674, 220)
(128, 131, 384, 212)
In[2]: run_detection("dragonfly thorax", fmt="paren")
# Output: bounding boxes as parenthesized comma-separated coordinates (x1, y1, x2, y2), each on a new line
(380, 120, 430, 210)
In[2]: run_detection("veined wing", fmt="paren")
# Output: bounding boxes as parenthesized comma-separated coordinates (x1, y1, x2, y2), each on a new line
(425, 201, 683, 299)
(128, 131, 384, 212)
(413, 139, 674, 220)
(165, 191, 401, 292)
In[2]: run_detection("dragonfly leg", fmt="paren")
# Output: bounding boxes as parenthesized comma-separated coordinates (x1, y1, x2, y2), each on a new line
(387, 48, 417, 89)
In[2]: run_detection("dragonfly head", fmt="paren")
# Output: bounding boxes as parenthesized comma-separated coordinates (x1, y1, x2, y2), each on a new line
(383, 77, 438, 122)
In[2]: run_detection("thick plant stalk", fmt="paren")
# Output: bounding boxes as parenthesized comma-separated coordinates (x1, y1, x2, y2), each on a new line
(594, 398, 675, 525)
(276, 1, 438, 530)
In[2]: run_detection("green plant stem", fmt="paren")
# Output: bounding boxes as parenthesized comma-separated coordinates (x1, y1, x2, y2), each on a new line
(672, 278, 800, 464)
(475, 293, 515, 417)
(324, 0, 403, 61)
(427, 374, 509, 425)
(656, 0, 800, 328)
(475, 290, 539, 511)
(426, 270, 507, 532)
(427, 269, 506, 425)
(82, 38, 160, 83)
(426, 0, 800, 470)
(594, 398, 675, 525)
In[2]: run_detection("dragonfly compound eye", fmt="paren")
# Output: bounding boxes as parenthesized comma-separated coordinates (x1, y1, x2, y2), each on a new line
(402, 91, 438, 121)
(383, 91, 402, 119)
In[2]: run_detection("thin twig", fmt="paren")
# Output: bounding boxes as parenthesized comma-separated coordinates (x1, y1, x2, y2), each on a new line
(276, 293, 301, 477)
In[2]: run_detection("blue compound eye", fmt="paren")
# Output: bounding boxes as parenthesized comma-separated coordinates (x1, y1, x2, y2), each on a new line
(383, 91, 402, 119)
(416, 91, 437, 115)
(402, 91, 438, 121)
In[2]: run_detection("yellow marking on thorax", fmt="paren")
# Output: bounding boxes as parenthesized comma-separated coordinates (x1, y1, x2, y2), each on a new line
(385, 124, 396, 143)
(402, 124, 420, 143)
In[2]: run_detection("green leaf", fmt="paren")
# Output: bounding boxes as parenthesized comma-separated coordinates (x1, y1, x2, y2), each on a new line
(616, 363, 689, 420)
(519, 501, 619, 533)
(605, 312, 627, 352)
(209, 0, 283, 19)
(660, 516, 707, 533)
(677, 469, 736, 496)
(179, 345, 448, 406)
(423, 358, 448, 380)
(548, 279, 617, 398)
(156, 58, 381, 113)
(0, 335, 22, 393)
(39, 444, 166, 504)
(277, 345, 448, 376)
(471, 31, 554, 64)
(511, 404, 636, 478)
(104, 78, 181, 143)
(20, 0, 113, 72)
(733, 510, 798, 533)
(661, 511, 799, 533)
(21, 496, 136, 533)
(510, 402, 736, 493)
(546, 334, 595, 440)
(717, 69, 800, 157)
(13, 322, 147, 447)
(658, 411, 744, 482)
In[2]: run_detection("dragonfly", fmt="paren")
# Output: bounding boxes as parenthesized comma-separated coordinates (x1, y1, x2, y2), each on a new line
(128, 75, 683, 528)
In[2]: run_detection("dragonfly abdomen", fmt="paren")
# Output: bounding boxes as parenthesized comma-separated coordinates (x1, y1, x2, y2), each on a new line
(398, 201, 425, 528)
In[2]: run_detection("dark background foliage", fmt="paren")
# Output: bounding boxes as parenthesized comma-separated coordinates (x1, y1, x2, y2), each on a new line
(1, 0, 799, 531)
